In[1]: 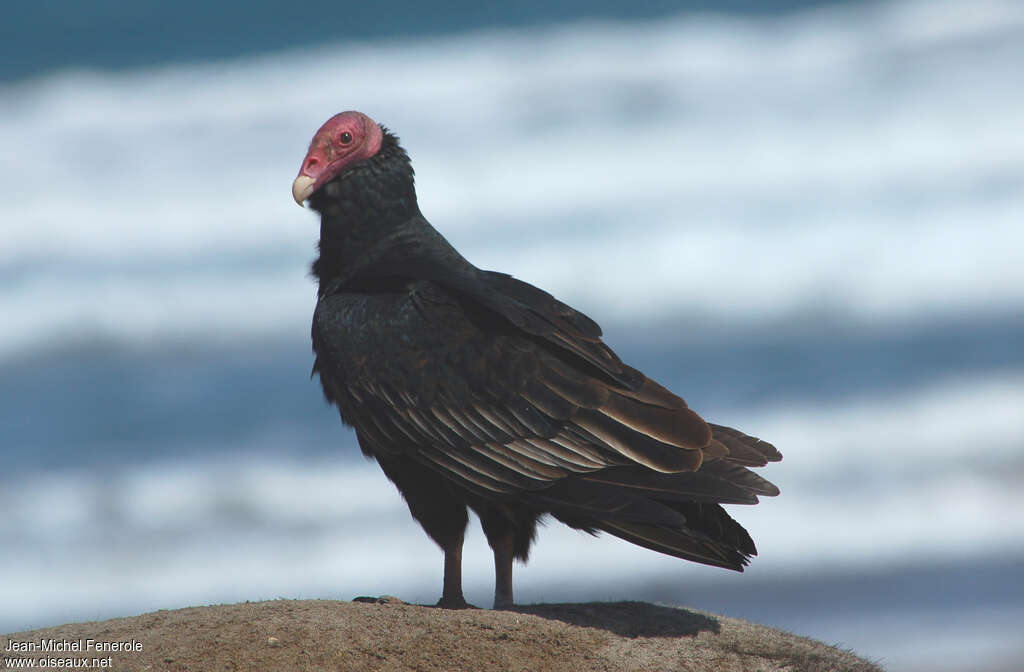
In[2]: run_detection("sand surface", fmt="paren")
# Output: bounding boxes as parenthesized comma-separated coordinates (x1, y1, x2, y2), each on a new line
(2, 598, 883, 671)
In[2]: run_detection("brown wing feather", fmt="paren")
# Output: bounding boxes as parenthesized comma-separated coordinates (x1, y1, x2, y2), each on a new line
(599, 390, 710, 450)
(709, 423, 783, 466)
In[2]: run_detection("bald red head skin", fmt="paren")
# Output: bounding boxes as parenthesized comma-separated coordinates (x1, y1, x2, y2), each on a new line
(292, 111, 384, 205)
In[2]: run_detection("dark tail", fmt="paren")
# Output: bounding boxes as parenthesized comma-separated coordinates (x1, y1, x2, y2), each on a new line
(526, 425, 781, 571)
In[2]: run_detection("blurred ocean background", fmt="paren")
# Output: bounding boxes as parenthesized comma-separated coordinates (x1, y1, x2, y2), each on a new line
(2, 0, 1023, 670)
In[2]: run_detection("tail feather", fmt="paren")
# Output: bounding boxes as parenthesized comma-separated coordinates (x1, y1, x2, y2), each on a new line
(579, 461, 775, 505)
(533, 465, 770, 571)
(529, 478, 688, 529)
(599, 518, 752, 570)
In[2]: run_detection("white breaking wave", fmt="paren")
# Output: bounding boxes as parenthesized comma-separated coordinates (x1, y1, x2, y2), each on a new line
(1, 0, 1024, 358)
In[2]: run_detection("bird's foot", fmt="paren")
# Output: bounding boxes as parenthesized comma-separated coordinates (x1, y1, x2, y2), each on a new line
(435, 595, 478, 609)
(352, 595, 405, 605)
(492, 597, 515, 610)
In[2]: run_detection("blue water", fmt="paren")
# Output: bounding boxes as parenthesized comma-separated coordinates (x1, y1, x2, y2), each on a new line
(0, 0, 841, 81)
(2, 2, 1024, 671)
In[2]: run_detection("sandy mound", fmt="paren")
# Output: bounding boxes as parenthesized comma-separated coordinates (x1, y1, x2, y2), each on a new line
(2, 598, 881, 671)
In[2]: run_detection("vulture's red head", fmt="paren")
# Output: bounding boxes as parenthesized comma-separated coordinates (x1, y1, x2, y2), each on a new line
(292, 111, 384, 206)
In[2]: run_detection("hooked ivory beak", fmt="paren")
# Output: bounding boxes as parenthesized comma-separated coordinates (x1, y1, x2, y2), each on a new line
(292, 174, 316, 206)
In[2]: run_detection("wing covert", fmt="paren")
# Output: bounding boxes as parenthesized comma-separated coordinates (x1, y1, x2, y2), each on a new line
(312, 279, 712, 498)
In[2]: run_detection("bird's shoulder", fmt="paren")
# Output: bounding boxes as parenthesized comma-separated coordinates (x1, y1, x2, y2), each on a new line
(311, 276, 538, 406)
(443, 269, 643, 390)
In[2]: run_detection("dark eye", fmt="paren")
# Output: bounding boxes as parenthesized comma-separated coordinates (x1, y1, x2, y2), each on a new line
(339, 132, 353, 145)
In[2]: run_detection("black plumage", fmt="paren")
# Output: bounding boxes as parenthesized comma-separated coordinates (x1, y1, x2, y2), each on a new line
(294, 111, 781, 609)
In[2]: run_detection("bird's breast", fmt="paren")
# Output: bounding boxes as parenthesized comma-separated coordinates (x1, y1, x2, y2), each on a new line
(311, 281, 480, 407)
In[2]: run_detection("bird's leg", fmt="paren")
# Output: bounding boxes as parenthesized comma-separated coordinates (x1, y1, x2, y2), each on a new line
(375, 455, 472, 609)
(491, 528, 516, 609)
(436, 531, 471, 609)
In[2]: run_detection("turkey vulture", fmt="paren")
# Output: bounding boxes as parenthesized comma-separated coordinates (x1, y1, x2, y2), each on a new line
(292, 111, 781, 609)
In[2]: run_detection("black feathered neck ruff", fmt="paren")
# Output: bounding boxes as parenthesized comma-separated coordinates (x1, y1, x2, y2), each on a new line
(310, 129, 419, 290)
(309, 128, 479, 298)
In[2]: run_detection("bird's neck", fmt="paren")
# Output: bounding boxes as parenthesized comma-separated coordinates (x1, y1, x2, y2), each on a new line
(309, 144, 421, 291)
(311, 170, 477, 296)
